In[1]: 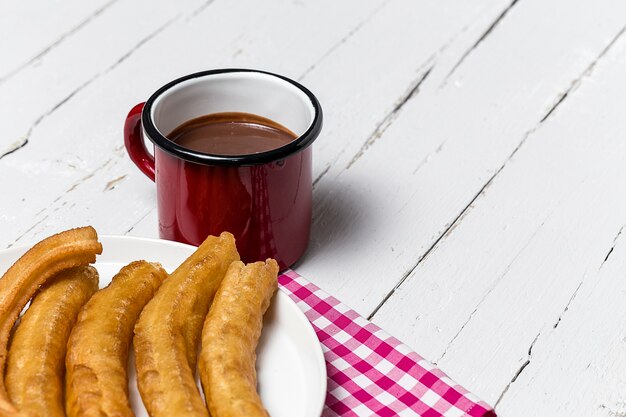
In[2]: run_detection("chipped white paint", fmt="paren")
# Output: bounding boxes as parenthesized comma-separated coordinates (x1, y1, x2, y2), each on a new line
(2, 0, 625, 415)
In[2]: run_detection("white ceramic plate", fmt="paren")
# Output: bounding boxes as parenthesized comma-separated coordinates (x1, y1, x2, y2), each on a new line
(0, 236, 327, 417)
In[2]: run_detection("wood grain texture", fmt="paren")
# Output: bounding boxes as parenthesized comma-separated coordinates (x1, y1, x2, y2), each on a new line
(300, 0, 626, 318)
(371, 0, 626, 409)
(0, 0, 207, 154)
(0, 0, 386, 247)
(2, 0, 625, 415)
(0, 0, 113, 82)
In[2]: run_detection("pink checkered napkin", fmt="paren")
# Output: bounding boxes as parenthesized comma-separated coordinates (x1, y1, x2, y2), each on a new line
(278, 270, 496, 417)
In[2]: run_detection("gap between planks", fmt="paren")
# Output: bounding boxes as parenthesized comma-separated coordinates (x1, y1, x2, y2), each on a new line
(0, 17, 177, 161)
(494, 332, 540, 408)
(367, 20, 626, 322)
(0, 0, 226, 161)
(495, 218, 626, 407)
(441, 0, 521, 86)
(13, 0, 394, 238)
(298, 0, 393, 81)
(346, 64, 435, 170)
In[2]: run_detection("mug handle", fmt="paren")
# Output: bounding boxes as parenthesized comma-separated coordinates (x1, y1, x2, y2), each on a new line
(124, 102, 155, 181)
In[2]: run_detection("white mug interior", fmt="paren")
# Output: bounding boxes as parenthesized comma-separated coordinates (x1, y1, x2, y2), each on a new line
(150, 71, 316, 140)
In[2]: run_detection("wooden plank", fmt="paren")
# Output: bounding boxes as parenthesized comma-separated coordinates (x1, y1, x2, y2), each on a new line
(0, 0, 207, 155)
(296, 0, 626, 319)
(0, 0, 507, 242)
(444, 35, 626, 414)
(126, 0, 517, 237)
(499, 220, 626, 416)
(0, 0, 113, 81)
(2, 1, 625, 413)
(300, 0, 515, 181)
(0, 0, 389, 246)
(371, 3, 626, 412)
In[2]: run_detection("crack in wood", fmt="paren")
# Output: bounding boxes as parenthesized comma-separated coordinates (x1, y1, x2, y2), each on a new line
(494, 331, 540, 408)
(442, 0, 520, 84)
(0, 76, 92, 161)
(103, 174, 128, 191)
(310, 13, 476, 188)
(434, 220, 545, 363)
(553, 280, 583, 329)
(368, 127, 531, 321)
(7, 215, 50, 248)
(0, 0, 121, 86)
(125, 208, 155, 234)
(0, 138, 29, 160)
(312, 57, 436, 187)
(600, 224, 625, 268)
(298, 0, 392, 81)
(65, 160, 112, 194)
(189, 0, 218, 19)
(539, 91, 569, 124)
(312, 164, 331, 190)
(412, 140, 447, 175)
(109, 16, 179, 70)
(434, 304, 479, 365)
(387, 22, 626, 331)
(539, 23, 626, 124)
(13, 158, 116, 243)
(347, 65, 434, 170)
(391, 141, 448, 216)
(53, 201, 68, 213)
(3, 17, 177, 162)
(437, 21, 472, 57)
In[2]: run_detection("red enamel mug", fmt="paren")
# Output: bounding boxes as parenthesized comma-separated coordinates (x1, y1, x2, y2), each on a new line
(124, 69, 323, 269)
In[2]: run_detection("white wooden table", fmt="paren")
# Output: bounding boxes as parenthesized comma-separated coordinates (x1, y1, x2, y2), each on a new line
(2, 1, 626, 415)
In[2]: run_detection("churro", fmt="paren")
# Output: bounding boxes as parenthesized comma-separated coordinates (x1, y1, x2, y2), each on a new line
(0, 226, 102, 414)
(5, 266, 99, 417)
(134, 232, 239, 417)
(66, 261, 167, 417)
(199, 259, 278, 417)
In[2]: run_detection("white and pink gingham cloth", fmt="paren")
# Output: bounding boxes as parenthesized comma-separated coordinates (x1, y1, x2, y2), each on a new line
(278, 270, 496, 417)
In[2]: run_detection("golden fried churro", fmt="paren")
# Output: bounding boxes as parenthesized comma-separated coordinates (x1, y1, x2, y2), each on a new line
(66, 261, 167, 417)
(5, 266, 99, 417)
(0, 226, 102, 414)
(134, 232, 239, 417)
(199, 259, 278, 417)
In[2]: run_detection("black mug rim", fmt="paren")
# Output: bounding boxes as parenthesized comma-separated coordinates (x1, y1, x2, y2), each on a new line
(142, 68, 323, 166)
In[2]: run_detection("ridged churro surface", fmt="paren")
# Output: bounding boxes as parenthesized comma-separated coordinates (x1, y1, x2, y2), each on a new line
(134, 232, 239, 417)
(199, 259, 278, 417)
(6, 266, 99, 417)
(66, 261, 167, 417)
(0, 226, 101, 415)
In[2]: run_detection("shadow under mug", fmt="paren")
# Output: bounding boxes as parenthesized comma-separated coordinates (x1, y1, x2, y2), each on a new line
(124, 69, 323, 269)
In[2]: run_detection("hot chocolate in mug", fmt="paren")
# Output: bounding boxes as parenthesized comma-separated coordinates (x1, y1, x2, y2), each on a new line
(124, 69, 323, 269)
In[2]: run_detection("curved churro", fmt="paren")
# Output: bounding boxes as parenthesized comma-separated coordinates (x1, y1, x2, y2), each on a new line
(199, 259, 278, 417)
(134, 232, 239, 417)
(0, 226, 102, 414)
(65, 261, 167, 417)
(5, 266, 99, 417)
